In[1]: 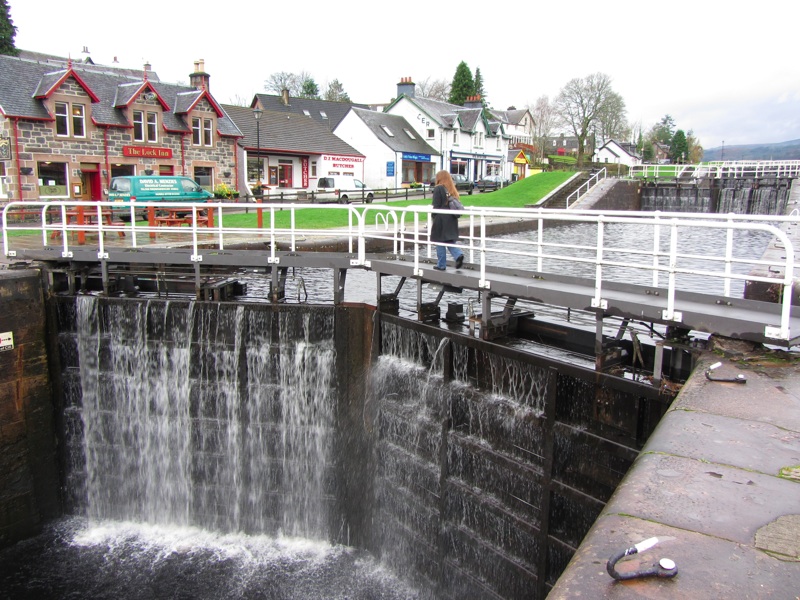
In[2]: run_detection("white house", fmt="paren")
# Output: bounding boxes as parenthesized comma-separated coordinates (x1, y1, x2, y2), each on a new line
(383, 78, 509, 182)
(333, 107, 440, 189)
(594, 139, 641, 167)
(488, 107, 535, 148)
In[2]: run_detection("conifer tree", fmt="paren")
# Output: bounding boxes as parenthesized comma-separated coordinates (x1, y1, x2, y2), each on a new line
(473, 67, 486, 106)
(0, 0, 19, 56)
(448, 61, 475, 106)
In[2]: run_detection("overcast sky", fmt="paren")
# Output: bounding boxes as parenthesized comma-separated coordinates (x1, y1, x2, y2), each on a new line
(11, 0, 800, 151)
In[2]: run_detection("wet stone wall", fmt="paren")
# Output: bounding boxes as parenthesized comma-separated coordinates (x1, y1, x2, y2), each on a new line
(640, 177, 792, 214)
(371, 317, 667, 599)
(36, 295, 669, 599)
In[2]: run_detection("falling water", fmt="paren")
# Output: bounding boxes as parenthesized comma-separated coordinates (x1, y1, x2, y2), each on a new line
(71, 297, 336, 537)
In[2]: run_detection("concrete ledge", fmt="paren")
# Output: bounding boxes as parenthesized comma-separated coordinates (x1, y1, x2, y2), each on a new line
(549, 354, 800, 598)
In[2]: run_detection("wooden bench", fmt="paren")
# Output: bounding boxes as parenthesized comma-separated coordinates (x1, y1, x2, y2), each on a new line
(154, 215, 210, 228)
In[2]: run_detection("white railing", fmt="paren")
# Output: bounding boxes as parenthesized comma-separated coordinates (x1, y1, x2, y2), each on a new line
(630, 160, 800, 180)
(565, 167, 607, 208)
(3, 201, 797, 341)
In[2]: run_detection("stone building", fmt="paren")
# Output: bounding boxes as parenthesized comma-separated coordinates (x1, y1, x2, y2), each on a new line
(0, 53, 242, 204)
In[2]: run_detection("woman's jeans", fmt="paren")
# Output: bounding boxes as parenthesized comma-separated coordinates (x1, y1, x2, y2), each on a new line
(436, 241, 463, 268)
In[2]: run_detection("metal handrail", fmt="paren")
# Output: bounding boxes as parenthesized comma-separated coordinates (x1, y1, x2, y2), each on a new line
(565, 167, 607, 208)
(630, 160, 800, 180)
(3, 200, 797, 341)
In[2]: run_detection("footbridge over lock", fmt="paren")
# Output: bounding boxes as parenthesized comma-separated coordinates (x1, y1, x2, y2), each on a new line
(3, 200, 800, 377)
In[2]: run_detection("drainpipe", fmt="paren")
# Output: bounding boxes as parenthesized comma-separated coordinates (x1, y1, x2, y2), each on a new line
(181, 132, 187, 176)
(103, 127, 111, 189)
(12, 117, 23, 202)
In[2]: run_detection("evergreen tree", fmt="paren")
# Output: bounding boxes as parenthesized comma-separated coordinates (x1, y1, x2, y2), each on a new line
(448, 61, 475, 106)
(0, 0, 19, 56)
(300, 77, 320, 99)
(670, 129, 689, 163)
(473, 67, 486, 106)
(650, 114, 676, 145)
(323, 79, 350, 102)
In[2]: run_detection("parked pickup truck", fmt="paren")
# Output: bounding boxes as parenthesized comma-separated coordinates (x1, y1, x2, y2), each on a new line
(313, 176, 374, 203)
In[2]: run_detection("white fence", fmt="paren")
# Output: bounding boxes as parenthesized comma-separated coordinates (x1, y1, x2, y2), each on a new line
(3, 201, 797, 341)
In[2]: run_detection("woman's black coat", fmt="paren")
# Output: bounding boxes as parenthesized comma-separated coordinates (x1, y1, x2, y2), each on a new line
(430, 184, 460, 243)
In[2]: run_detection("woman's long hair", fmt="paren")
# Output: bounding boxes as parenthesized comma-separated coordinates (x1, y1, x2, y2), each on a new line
(435, 170, 459, 199)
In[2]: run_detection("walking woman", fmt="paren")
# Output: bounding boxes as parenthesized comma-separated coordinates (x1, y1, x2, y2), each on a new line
(431, 170, 465, 271)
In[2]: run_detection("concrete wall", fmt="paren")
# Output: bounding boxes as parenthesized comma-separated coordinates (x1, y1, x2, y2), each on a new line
(0, 270, 59, 547)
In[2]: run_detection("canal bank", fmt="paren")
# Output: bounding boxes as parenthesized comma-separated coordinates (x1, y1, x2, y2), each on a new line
(549, 348, 800, 598)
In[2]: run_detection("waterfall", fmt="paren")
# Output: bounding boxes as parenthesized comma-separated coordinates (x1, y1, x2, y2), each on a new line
(70, 297, 335, 539)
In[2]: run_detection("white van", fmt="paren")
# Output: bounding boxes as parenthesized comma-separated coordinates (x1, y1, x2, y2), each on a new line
(314, 176, 374, 204)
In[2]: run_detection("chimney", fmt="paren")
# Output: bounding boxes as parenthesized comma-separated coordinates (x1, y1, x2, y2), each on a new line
(190, 59, 210, 91)
(281, 88, 290, 106)
(397, 76, 415, 99)
(464, 95, 483, 109)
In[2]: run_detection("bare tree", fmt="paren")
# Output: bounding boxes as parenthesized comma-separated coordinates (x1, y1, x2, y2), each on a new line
(227, 94, 250, 107)
(264, 72, 301, 96)
(595, 91, 628, 144)
(416, 77, 450, 102)
(555, 72, 616, 167)
(529, 95, 558, 162)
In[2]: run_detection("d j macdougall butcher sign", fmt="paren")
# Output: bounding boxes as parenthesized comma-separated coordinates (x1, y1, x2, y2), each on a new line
(123, 146, 174, 158)
(322, 155, 363, 170)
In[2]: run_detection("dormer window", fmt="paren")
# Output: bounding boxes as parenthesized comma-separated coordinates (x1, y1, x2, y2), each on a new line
(192, 116, 214, 146)
(133, 110, 158, 143)
(55, 101, 86, 138)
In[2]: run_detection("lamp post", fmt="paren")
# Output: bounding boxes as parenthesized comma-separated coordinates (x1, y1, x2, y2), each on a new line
(253, 107, 263, 194)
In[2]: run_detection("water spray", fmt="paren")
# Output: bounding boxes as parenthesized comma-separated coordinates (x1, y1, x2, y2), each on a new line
(606, 537, 678, 581)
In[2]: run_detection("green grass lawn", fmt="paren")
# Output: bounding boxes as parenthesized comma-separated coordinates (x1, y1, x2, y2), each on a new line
(212, 171, 574, 230)
(2, 172, 574, 237)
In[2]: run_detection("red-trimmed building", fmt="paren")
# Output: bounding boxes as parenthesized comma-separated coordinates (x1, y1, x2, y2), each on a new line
(0, 53, 242, 203)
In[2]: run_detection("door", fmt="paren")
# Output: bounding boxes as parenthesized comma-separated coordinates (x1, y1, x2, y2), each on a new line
(278, 164, 292, 188)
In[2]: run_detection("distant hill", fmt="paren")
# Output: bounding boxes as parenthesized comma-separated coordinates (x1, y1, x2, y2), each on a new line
(703, 139, 800, 161)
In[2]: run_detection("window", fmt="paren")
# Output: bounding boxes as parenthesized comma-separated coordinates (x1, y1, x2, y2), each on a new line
(193, 117, 213, 146)
(55, 102, 69, 136)
(403, 128, 416, 140)
(452, 131, 458, 145)
(303, 110, 311, 116)
(0, 162, 6, 198)
(54, 102, 86, 138)
(192, 117, 201, 145)
(311, 161, 317, 177)
(427, 129, 435, 139)
(193, 166, 212, 189)
(247, 157, 263, 182)
(146, 112, 158, 142)
(37, 161, 69, 197)
(133, 111, 144, 141)
(381, 125, 394, 137)
(319, 111, 328, 119)
(72, 104, 85, 138)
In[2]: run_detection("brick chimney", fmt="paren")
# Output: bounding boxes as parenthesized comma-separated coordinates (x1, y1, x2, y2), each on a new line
(397, 76, 415, 99)
(281, 88, 290, 106)
(190, 59, 210, 91)
(463, 95, 483, 109)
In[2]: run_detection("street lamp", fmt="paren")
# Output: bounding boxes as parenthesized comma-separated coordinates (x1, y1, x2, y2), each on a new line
(253, 107, 263, 193)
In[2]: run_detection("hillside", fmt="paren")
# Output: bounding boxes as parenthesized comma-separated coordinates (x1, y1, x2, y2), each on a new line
(703, 139, 800, 161)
